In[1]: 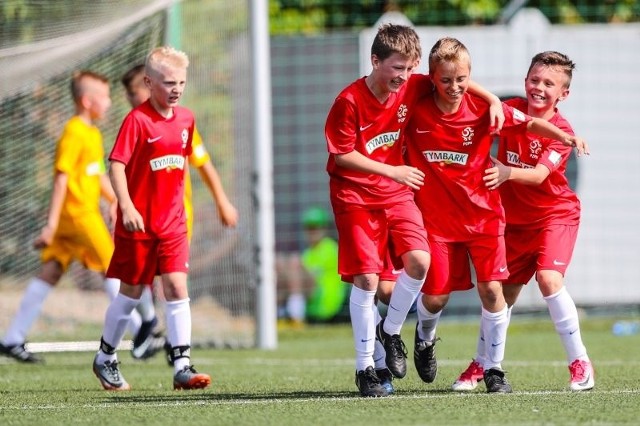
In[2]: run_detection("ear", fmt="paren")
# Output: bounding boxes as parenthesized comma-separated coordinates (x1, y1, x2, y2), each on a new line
(558, 87, 570, 102)
(370, 54, 379, 69)
(143, 75, 152, 88)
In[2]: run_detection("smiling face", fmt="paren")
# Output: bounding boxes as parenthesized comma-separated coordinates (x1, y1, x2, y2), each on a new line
(370, 52, 417, 96)
(524, 63, 570, 118)
(431, 58, 470, 113)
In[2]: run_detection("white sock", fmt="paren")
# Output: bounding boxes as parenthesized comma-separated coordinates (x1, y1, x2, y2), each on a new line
(416, 297, 441, 342)
(481, 305, 509, 370)
(545, 287, 588, 363)
(136, 285, 156, 322)
(349, 286, 376, 372)
(384, 272, 424, 336)
(287, 293, 306, 322)
(97, 293, 139, 364)
(372, 304, 386, 370)
(165, 298, 192, 372)
(103, 278, 142, 337)
(3, 277, 52, 346)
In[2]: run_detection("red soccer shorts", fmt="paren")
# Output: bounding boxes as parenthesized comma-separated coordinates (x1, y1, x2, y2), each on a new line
(504, 224, 578, 285)
(107, 233, 190, 285)
(335, 200, 429, 279)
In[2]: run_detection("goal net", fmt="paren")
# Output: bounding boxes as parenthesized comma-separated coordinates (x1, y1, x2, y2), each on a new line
(0, 0, 256, 351)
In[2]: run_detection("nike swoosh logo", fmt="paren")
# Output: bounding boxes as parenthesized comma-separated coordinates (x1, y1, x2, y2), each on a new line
(147, 136, 162, 143)
(491, 341, 503, 347)
(360, 123, 373, 131)
(416, 129, 431, 134)
(553, 259, 566, 266)
(388, 304, 400, 311)
(360, 338, 372, 343)
(569, 329, 578, 335)
(499, 266, 508, 273)
(391, 269, 403, 275)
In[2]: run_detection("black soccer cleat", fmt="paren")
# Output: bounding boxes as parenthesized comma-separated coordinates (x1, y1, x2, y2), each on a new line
(483, 368, 513, 393)
(355, 366, 390, 397)
(413, 324, 439, 383)
(376, 319, 407, 378)
(0, 342, 44, 364)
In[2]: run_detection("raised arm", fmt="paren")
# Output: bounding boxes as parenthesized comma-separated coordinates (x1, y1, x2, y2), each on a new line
(468, 80, 504, 132)
(527, 117, 589, 156)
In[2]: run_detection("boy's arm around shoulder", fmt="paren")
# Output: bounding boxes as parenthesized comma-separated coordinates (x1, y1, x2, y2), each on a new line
(527, 117, 590, 156)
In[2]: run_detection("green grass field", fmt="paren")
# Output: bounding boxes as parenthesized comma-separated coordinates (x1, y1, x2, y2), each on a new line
(1, 317, 639, 425)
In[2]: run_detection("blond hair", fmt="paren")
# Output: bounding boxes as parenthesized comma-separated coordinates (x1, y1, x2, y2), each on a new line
(70, 70, 109, 102)
(371, 23, 421, 63)
(428, 37, 471, 75)
(145, 46, 189, 75)
(527, 51, 575, 88)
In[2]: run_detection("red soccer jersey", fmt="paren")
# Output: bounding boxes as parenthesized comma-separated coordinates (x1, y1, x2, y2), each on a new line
(325, 74, 431, 210)
(110, 100, 194, 239)
(497, 97, 580, 228)
(405, 93, 531, 242)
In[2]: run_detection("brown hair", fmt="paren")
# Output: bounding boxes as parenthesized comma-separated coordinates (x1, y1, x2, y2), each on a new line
(70, 70, 109, 102)
(527, 51, 575, 88)
(371, 23, 421, 63)
(121, 64, 145, 90)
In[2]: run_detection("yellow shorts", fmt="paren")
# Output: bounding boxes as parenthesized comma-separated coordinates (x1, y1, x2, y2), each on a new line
(40, 211, 114, 273)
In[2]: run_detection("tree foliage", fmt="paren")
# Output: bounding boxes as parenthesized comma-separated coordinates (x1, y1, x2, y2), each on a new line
(269, 0, 640, 34)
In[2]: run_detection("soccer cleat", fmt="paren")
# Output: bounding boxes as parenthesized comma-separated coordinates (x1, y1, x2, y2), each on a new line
(569, 359, 595, 391)
(375, 367, 394, 394)
(483, 368, 512, 393)
(452, 359, 484, 391)
(376, 319, 408, 378)
(173, 365, 211, 390)
(0, 342, 44, 364)
(355, 366, 389, 397)
(93, 356, 131, 391)
(131, 318, 164, 360)
(413, 324, 439, 383)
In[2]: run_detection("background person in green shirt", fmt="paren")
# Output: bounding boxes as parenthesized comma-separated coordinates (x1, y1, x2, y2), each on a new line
(277, 207, 349, 327)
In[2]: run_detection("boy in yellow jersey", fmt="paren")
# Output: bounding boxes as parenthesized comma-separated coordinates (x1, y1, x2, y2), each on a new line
(120, 64, 238, 362)
(0, 71, 122, 363)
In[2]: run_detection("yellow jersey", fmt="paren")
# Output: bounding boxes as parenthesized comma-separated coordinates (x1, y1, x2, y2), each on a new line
(185, 127, 211, 240)
(54, 116, 106, 218)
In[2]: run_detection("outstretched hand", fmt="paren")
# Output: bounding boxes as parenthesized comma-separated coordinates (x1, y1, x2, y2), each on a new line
(565, 135, 590, 157)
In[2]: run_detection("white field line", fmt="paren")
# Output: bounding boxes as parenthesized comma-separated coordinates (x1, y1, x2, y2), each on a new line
(2, 389, 640, 410)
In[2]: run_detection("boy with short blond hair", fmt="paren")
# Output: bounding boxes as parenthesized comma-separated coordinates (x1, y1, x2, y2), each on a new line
(0, 70, 120, 364)
(405, 38, 587, 393)
(93, 46, 210, 391)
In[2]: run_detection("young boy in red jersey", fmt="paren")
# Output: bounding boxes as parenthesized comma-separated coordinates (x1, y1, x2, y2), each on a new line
(119, 64, 239, 363)
(325, 25, 505, 397)
(404, 38, 587, 393)
(0, 71, 121, 364)
(453, 51, 594, 392)
(92, 46, 210, 391)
